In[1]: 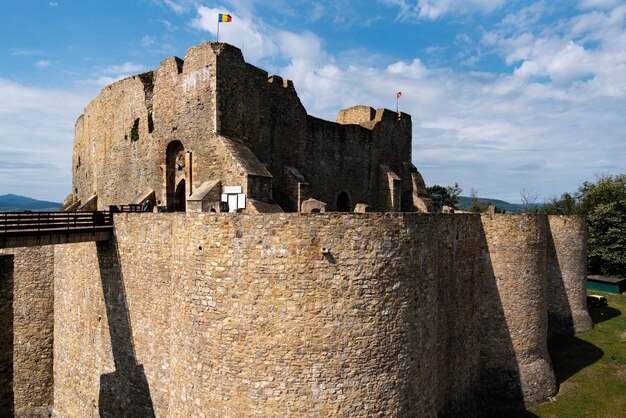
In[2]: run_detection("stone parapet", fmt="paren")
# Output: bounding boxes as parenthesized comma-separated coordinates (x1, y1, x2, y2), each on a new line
(48, 212, 590, 416)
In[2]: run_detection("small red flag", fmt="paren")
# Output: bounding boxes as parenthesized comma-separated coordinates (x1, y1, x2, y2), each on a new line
(396, 91, 402, 99)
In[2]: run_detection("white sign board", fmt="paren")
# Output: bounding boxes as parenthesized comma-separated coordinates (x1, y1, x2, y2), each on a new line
(222, 185, 246, 212)
(223, 186, 242, 194)
(237, 193, 246, 209)
(227, 195, 237, 213)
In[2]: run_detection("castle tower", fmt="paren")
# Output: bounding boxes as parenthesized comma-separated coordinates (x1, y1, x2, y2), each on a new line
(67, 43, 428, 214)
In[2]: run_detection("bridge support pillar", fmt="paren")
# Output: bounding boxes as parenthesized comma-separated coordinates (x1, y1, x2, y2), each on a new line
(0, 248, 54, 416)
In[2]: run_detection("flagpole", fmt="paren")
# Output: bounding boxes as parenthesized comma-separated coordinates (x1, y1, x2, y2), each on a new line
(217, 21, 220, 42)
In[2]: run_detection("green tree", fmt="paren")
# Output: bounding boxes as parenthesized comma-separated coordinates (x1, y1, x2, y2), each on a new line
(427, 183, 462, 211)
(541, 174, 626, 276)
(469, 187, 488, 213)
(540, 192, 579, 215)
(578, 174, 626, 276)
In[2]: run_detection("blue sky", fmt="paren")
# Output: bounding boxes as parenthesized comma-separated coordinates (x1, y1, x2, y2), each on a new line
(1, 0, 625, 203)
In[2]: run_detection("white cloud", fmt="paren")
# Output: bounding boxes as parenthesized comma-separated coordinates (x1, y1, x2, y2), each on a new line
(12, 49, 44, 56)
(141, 35, 156, 47)
(157, 19, 177, 31)
(0, 78, 90, 201)
(191, 6, 279, 63)
(101, 62, 145, 75)
(49, 2, 59, 6)
(387, 58, 428, 78)
(77, 62, 147, 87)
(34, 60, 51, 68)
(383, 0, 505, 20)
(579, 0, 624, 10)
(276, 31, 325, 66)
(484, 4, 626, 93)
(152, 0, 196, 14)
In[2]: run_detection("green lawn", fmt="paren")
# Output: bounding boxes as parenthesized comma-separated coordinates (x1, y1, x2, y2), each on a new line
(525, 291, 626, 418)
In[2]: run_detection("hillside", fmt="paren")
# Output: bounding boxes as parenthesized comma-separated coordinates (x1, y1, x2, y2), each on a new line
(457, 196, 524, 214)
(0, 194, 61, 212)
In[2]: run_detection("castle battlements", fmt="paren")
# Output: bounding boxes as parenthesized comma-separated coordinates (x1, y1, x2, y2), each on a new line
(65, 42, 424, 214)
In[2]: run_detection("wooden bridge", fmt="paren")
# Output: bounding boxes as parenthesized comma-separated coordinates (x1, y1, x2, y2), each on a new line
(0, 211, 113, 249)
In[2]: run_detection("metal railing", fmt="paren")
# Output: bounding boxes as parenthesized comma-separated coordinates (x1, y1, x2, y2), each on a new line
(0, 211, 113, 234)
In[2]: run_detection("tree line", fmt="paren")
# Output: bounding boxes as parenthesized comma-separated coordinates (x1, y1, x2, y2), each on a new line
(427, 174, 626, 277)
(540, 174, 626, 277)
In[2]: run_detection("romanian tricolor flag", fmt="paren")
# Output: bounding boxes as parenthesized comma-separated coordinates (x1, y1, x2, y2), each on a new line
(218, 13, 232, 22)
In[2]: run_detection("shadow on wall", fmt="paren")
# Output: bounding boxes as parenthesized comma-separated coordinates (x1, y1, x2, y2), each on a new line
(0, 255, 14, 417)
(478, 215, 561, 413)
(96, 240, 155, 418)
(433, 216, 484, 418)
(546, 229, 576, 334)
(478, 228, 527, 411)
(545, 218, 593, 336)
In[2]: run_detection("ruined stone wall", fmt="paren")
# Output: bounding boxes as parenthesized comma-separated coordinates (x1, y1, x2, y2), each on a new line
(0, 246, 54, 417)
(479, 214, 556, 409)
(212, 44, 414, 211)
(53, 213, 486, 417)
(70, 42, 415, 212)
(304, 112, 412, 211)
(170, 213, 485, 417)
(547, 216, 593, 335)
(72, 44, 221, 209)
(72, 72, 157, 208)
(159, 43, 219, 201)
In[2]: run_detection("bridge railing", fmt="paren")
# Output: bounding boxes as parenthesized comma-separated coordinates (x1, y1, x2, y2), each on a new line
(0, 211, 113, 234)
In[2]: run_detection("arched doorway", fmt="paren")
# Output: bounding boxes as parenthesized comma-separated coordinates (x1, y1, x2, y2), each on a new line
(166, 140, 186, 211)
(336, 191, 351, 212)
(175, 180, 186, 212)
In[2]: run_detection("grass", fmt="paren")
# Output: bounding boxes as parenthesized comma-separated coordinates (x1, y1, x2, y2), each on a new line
(511, 291, 626, 418)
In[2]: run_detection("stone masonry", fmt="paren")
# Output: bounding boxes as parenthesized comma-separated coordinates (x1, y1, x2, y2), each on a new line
(0, 246, 54, 417)
(48, 212, 591, 417)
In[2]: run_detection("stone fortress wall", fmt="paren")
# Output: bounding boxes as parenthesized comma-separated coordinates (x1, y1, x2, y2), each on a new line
(0, 246, 54, 418)
(43, 212, 590, 417)
(547, 216, 593, 335)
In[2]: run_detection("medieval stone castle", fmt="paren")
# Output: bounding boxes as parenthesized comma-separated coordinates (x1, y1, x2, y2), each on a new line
(0, 42, 592, 417)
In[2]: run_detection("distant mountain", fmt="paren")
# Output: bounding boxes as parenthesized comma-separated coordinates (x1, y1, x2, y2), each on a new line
(0, 194, 62, 212)
(457, 196, 524, 214)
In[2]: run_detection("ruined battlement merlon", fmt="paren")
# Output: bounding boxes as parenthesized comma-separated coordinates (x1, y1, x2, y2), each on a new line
(157, 56, 184, 74)
(336, 106, 412, 131)
(267, 75, 295, 90)
(336, 105, 377, 126)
